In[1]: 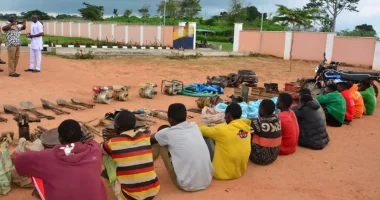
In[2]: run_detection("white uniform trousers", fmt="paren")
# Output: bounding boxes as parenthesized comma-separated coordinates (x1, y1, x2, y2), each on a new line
(29, 49, 42, 71)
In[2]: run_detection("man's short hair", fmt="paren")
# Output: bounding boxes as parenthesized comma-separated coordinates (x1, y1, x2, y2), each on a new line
(299, 88, 312, 96)
(225, 103, 242, 119)
(115, 110, 136, 131)
(168, 103, 187, 123)
(361, 79, 371, 87)
(260, 99, 275, 115)
(278, 93, 293, 109)
(58, 119, 83, 143)
(326, 83, 338, 91)
(337, 81, 349, 89)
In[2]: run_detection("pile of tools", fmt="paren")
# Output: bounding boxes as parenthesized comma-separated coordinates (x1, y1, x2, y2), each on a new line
(139, 83, 158, 99)
(206, 70, 259, 88)
(92, 85, 130, 104)
(161, 80, 183, 95)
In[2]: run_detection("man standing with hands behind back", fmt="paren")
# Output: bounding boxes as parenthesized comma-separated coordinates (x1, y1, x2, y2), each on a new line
(1, 15, 26, 77)
(25, 15, 44, 73)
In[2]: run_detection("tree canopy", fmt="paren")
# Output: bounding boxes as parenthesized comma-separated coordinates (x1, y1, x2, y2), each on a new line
(138, 4, 150, 18)
(273, 4, 320, 30)
(78, 2, 104, 21)
(123, 9, 133, 17)
(21, 10, 51, 20)
(305, 0, 360, 32)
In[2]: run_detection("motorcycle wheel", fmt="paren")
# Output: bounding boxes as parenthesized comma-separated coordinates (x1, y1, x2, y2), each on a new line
(373, 84, 378, 98)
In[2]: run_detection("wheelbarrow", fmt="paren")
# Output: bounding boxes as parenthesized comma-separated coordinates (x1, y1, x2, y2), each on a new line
(56, 98, 85, 110)
(20, 101, 55, 120)
(41, 99, 70, 115)
(4, 105, 41, 122)
(71, 98, 95, 109)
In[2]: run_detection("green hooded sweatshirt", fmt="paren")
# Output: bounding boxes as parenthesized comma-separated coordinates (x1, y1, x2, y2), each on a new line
(360, 86, 376, 115)
(316, 91, 346, 123)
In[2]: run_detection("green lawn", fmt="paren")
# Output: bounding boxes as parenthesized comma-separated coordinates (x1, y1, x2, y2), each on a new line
(197, 40, 233, 51)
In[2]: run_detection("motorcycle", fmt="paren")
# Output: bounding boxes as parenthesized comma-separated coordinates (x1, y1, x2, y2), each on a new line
(301, 53, 380, 97)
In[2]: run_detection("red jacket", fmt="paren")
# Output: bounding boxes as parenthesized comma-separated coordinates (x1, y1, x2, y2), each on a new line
(14, 141, 106, 200)
(340, 90, 355, 121)
(278, 111, 299, 155)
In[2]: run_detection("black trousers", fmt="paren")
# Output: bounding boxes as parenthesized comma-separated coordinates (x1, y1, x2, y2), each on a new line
(322, 106, 343, 127)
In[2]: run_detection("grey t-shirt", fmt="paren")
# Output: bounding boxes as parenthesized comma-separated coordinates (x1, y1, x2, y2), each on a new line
(155, 122, 214, 191)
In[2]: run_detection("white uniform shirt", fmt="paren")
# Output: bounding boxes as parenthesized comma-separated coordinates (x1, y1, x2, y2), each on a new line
(155, 122, 214, 191)
(30, 21, 43, 50)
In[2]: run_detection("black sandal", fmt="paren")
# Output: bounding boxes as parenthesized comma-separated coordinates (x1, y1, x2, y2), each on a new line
(25, 69, 34, 72)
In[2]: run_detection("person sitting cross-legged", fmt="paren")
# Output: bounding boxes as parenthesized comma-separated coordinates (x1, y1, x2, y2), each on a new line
(14, 119, 107, 200)
(250, 99, 281, 165)
(199, 103, 251, 180)
(292, 93, 330, 150)
(348, 83, 364, 119)
(103, 110, 160, 200)
(316, 83, 346, 127)
(276, 93, 299, 155)
(359, 79, 377, 116)
(150, 103, 214, 191)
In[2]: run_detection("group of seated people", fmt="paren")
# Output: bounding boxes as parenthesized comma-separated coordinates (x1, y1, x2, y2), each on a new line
(12, 80, 377, 200)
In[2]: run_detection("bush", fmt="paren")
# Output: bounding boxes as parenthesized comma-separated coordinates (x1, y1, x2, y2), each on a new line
(74, 50, 94, 59)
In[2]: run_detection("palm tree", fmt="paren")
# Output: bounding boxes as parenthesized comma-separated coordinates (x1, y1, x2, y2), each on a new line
(273, 5, 320, 71)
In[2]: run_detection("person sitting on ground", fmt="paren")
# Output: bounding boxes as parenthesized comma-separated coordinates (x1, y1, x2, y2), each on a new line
(359, 80, 377, 115)
(103, 110, 160, 200)
(276, 93, 299, 155)
(150, 103, 213, 192)
(348, 82, 364, 118)
(199, 103, 251, 180)
(250, 99, 281, 165)
(337, 81, 355, 123)
(14, 119, 107, 200)
(316, 83, 346, 127)
(293, 94, 330, 150)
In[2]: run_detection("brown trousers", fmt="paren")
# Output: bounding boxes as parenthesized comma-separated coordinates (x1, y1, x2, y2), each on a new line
(7, 46, 20, 75)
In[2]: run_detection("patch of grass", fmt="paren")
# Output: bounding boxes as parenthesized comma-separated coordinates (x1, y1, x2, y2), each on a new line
(196, 40, 233, 51)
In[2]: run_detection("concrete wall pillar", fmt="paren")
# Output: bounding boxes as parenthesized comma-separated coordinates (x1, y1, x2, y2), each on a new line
(325, 33, 336, 63)
(125, 26, 129, 44)
(69, 22, 73, 37)
(78, 23, 81, 37)
(61, 22, 64, 36)
(233, 23, 243, 52)
(111, 24, 115, 41)
(283, 32, 293, 60)
(88, 23, 92, 38)
(157, 26, 162, 45)
(188, 22, 196, 50)
(99, 24, 102, 40)
(46, 22, 50, 35)
(140, 26, 144, 46)
(53, 22, 57, 35)
(373, 41, 380, 71)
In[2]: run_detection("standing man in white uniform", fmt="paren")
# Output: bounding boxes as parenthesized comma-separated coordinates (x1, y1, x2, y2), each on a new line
(25, 15, 44, 73)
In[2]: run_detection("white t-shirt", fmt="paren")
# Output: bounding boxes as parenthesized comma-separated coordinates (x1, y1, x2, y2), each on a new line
(155, 122, 214, 191)
(30, 21, 43, 50)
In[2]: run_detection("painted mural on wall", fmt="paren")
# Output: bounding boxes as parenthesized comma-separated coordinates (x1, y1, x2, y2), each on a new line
(173, 26, 194, 49)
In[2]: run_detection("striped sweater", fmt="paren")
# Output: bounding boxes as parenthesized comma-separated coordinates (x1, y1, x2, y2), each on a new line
(103, 129, 160, 200)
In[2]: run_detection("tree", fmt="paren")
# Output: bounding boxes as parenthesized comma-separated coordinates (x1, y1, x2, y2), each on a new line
(21, 10, 51, 20)
(245, 6, 266, 22)
(123, 9, 133, 17)
(338, 24, 377, 37)
(138, 4, 150, 18)
(180, 0, 201, 18)
(113, 9, 118, 17)
(157, 0, 180, 18)
(55, 14, 81, 20)
(305, 0, 360, 32)
(78, 2, 104, 21)
(273, 5, 320, 70)
(229, 0, 247, 22)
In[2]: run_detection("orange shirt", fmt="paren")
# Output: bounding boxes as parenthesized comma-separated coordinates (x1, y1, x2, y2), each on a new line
(349, 84, 364, 118)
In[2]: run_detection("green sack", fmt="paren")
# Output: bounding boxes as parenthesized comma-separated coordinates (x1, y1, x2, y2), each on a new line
(0, 141, 13, 195)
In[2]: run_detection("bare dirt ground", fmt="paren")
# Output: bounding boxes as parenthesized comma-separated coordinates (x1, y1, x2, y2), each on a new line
(0, 52, 379, 200)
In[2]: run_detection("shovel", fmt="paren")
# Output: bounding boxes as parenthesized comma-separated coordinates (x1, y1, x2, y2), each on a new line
(4, 105, 41, 122)
(41, 99, 70, 115)
(20, 101, 55, 120)
(56, 98, 85, 110)
(71, 98, 95, 109)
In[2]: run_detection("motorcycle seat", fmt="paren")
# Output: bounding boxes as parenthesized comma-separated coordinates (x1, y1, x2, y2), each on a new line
(344, 70, 379, 76)
(339, 73, 371, 82)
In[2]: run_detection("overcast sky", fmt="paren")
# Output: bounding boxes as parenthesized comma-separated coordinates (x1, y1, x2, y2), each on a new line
(1, 0, 379, 33)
